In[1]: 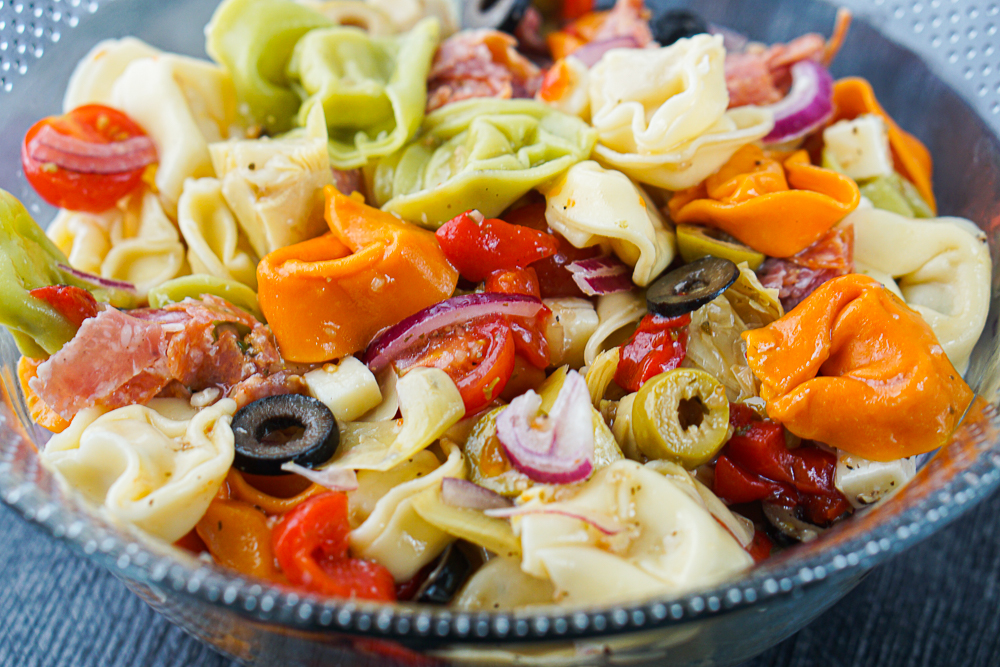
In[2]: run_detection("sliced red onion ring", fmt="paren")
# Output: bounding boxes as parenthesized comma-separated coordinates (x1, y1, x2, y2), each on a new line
(440, 477, 513, 511)
(28, 124, 158, 174)
(57, 263, 138, 294)
(567, 255, 634, 296)
(495, 369, 594, 484)
(762, 59, 834, 144)
(571, 36, 640, 67)
(280, 461, 359, 492)
(485, 504, 623, 536)
(363, 293, 545, 373)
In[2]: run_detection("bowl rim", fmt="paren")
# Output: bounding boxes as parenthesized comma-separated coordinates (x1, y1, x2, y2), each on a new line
(1, 0, 1000, 646)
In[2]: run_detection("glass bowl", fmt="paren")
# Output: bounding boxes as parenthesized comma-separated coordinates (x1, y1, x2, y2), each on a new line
(1, 1, 999, 665)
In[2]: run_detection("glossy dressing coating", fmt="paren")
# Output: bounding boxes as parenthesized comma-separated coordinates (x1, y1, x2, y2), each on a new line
(743, 274, 973, 461)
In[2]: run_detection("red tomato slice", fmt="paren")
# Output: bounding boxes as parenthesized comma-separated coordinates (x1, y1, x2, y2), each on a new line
(28, 285, 99, 328)
(484, 268, 551, 369)
(614, 313, 691, 392)
(436, 210, 559, 282)
(272, 493, 396, 601)
(394, 315, 516, 414)
(21, 104, 156, 213)
(503, 203, 601, 299)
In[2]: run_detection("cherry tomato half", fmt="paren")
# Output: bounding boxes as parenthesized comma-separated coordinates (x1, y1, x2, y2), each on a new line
(21, 104, 156, 213)
(272, 492, 396, 601)
(394, 315, 516, 414)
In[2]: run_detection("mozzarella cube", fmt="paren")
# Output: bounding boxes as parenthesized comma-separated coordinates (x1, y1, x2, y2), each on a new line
(835, 450, 917, 509)
(823, 114, 894, 181)
(304, 356, 382, 422)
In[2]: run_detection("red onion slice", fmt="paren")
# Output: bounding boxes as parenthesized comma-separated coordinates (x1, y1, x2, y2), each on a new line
(363, 293, 546, 373)
(495, 369, 594, 484)
(485, 504, 623, 536)
(571, 36, 641, 67)
(28, 124, 158, 174)
(440, 477, 513, 511)
(280, 461, 359, 492)
(57, 263, 139, 295)
(761, 59, 834, 144)
(567, 255, 634, 296)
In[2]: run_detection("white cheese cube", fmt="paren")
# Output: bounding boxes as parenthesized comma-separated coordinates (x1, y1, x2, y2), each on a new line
(835, 451, 917, 509)
(303, 357, 382, 422)
(823, 114, 895, 181)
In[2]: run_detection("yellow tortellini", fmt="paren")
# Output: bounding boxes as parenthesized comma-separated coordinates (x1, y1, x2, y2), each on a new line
(48, 190, 189, 296)
(541, 161, 677, 287)
(847, 207, 992, 373)
(209, 104, 333, 257)
(371, 99, 598, 228)
(349, 440, 464, 581)
(41, 399, 237, 543)
(588, 35, 773, 190)
(515, 460, 752, 605)
(64, 39, 244, 218)
(177, 178, 260, 290)
(288, 18, 440, 169)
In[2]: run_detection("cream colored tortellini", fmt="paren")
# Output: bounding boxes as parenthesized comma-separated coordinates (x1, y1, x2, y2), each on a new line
(541, 161, 677, 287)
(63, 37, 162, 110)
(515, 460, 752, 605)
(288, 18, 440, 169)
(847, 207, 992, 373)
(209, 104, 333, 257)
(177, 178, 260, 290)
(295, 0, 397, 36)
(372, 99, 598, 227)
(41, 399, 237, 543)
(349, 440, 464, 581)
(367, 0, 458, 35)
(48, 190, 189, 296)
(588, 35, 773, 190)
(543, 297, 599, 370)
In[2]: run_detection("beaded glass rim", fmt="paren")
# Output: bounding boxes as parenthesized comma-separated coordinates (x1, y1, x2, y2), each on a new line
(2, 0, 1000, 644)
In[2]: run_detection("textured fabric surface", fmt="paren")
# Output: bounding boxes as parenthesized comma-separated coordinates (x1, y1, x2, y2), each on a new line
(0, 491, 998, 667)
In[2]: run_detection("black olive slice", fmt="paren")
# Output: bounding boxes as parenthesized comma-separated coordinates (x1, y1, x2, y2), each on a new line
(646, 256, 740, 318)
(231, 394, 339, 476)
(414, 544, 473, 605)
(462, 0, 531, 33)
(650, 9, 709, 47)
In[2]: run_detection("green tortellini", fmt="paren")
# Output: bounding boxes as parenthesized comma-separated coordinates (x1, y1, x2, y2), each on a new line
(147, 274, 265, 322)
(371, 99, 598, 228)
(206, 0, 333, 135)
(0, 191, 137, 358)
(288, 18, 439, 168)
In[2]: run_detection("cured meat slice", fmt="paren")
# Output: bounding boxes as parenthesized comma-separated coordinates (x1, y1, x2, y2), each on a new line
(427, 30, 542, 112)
(228, 371, 309, 410)
(31, 308, 170, 420)
(758, 224, 854, 311)
(590, 0, 652, 46)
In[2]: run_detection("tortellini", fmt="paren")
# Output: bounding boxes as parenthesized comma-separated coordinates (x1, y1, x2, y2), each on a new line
(588, 36, 773, 191)
(209, 104, 333, 257)
(541, 161, 677, 287)
(177, 178, 260, 290)
(367, 0, 458, 36)
(206, 0, 333, 135)
(288, 18, 440, 168)
(515, 460, 752, 605)
(296, 0, 396, 36)
(542, 297, 599, 370)
(41, 399, 237, 543)
(847, 207, 992, 373)
(48, 190, 189, 296)
(63, 39, 243, 217)
(349, 440, 464, 581)
(372, 99, 597, 228)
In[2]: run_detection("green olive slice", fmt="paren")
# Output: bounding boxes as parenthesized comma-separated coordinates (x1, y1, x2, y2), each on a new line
(676, 224, 766, 271)
(646, 256, 740, 318)
(632, 368, 730, 469)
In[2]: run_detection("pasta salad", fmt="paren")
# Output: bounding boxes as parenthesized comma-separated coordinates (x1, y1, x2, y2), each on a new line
(0, 0, 990, 609)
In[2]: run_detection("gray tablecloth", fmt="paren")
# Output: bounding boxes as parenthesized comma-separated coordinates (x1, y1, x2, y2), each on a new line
(1, 491, 998, 667)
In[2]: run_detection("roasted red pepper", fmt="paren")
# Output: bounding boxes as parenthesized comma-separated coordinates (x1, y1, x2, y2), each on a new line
(614, 313, 691, 392)
(272, 493, 396, 601)
(713, 404, 851, 526)
(28, 285, 98, 328)
(436, 210, 559, 282)
(746, 530, 774, 563)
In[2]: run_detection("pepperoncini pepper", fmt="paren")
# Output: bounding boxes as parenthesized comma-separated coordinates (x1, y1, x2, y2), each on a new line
(830, 78, 936, 214)
(669, 146, 860, 258)
(256, 186, 458, 362)
(743, 274, 973, 462)
(0, 190, 137, 357)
